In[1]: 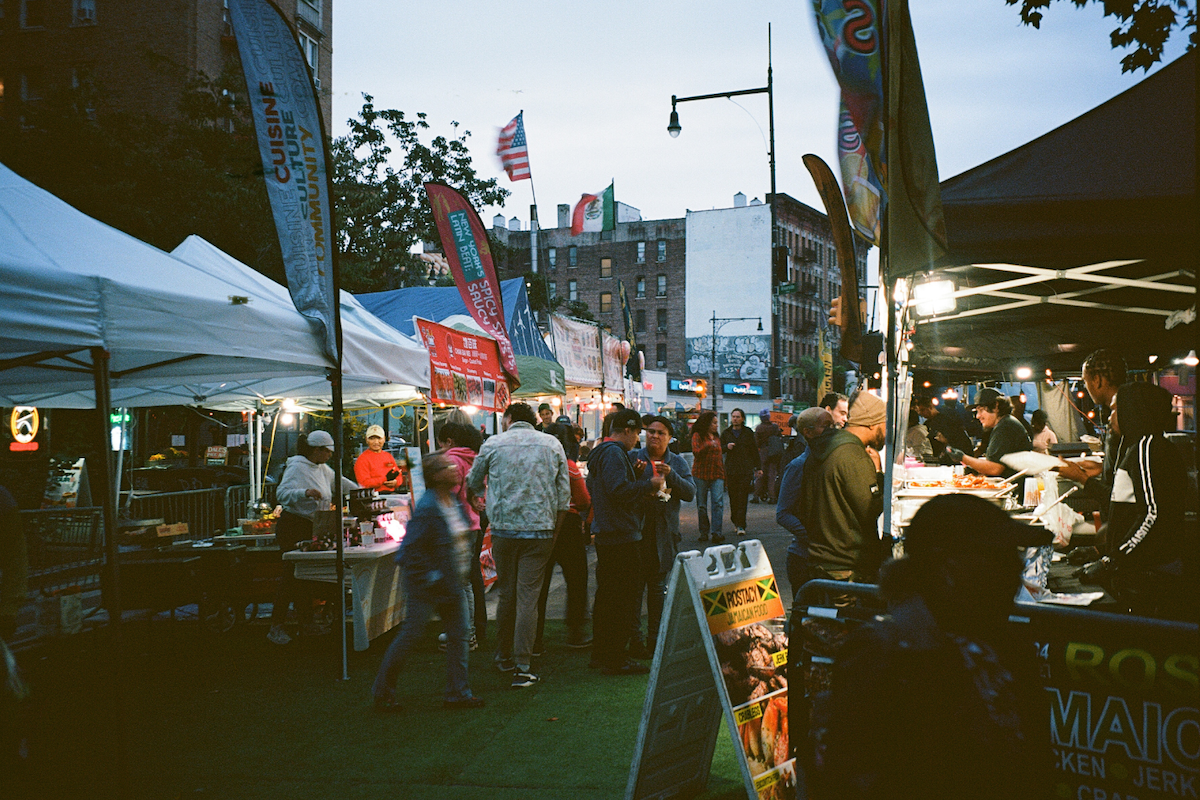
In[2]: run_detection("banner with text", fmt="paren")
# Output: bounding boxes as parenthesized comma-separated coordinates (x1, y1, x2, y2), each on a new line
(602, 331, 627, 392)
(424, 183, 519, 386)
(550, 314, 603, 388)
(415, 318, 509, 412)
(228, 0, 338, 363)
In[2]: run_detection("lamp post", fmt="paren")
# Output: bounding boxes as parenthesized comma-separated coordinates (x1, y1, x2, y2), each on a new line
(670, 24, 779, 401)
(711, 311, 764, 414)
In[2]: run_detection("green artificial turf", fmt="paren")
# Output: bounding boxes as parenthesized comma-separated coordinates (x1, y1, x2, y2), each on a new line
(11, 618, 750, 799)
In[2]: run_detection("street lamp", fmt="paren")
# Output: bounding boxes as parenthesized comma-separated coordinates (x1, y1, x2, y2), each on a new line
(670, 23, 778, 399)
(711, 311, 764, 413)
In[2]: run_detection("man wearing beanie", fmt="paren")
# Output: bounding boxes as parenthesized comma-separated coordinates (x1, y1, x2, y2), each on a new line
(354, 424, 402, 493)
(799, 390, 888, 598)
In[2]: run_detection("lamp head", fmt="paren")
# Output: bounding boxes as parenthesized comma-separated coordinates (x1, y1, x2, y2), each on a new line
(667, 98, 681, 137)
(757, 319, 763, 332)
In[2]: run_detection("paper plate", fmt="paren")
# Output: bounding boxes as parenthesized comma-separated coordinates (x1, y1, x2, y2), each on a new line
(1000, 451, 1068, 475)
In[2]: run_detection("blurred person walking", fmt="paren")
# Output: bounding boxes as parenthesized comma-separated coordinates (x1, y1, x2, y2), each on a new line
(775, 407, 833, 597)
(372, 453, 484, 712)
(436, 421, 486, 648)
(753, 408, 784, 503)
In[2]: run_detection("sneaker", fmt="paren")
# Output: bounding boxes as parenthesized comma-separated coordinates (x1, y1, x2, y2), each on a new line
(711, 534, 726, 544)
(697, 533, 709, 542)
(495, 656, 517, 673)
(602, 659, 650, 676)
(511, 671, 540, 689)
(736, 528, 747, 537)
(267, 626, 292, 646)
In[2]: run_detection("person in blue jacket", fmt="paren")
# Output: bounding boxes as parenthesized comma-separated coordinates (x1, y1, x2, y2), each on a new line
(372, 453, 484, 712)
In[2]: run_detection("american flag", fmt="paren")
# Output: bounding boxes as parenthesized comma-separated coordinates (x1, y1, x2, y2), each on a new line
(497, 112, 531, 182)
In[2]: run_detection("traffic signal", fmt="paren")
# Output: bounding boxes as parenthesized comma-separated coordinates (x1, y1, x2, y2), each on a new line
(694, 379, 707, 398)
(828, 296, 843, 327)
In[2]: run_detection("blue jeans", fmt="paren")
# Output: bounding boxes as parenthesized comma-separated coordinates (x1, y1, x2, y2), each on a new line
(372, 586, 472, 702)
(694, 477, 725, 536)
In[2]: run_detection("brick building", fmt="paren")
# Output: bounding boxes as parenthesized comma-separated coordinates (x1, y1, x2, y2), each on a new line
(0, 0, 332, 133)
(490, 191, 868, 408)
(491, 203, 688, 379)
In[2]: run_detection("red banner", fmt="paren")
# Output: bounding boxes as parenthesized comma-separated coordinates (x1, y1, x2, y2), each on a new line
(423, 183, 519, 387)
(416, 318, 510, 412)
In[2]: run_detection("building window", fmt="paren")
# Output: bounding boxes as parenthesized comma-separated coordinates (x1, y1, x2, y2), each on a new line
(71, 0, 96, 25)
(600, 257, 611, 278)
(637, 241, 646, 262)
(656, 344, 667, 368)
(635, 310, 646, 334)
(657, 240, 666, 261)
(547, 247, 556, 267)
(20, 0, 46, 28)
(548, 281, 556, 299)
(568, 280, 578, 301)
(19, 71, 44, 103)
(599, 292, 612, 314)
(297, 0, 321, 28)
(568, 246, 578, 267)
(656, 274, 667, 297)
(298, 31, 319, 74)
(656, 308, 668, 332)
(636, 276, 645, 299)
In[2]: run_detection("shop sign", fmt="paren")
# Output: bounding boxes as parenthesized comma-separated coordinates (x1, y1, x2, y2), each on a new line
(416, 317, 509, 412)
(722, 383, 764, 396)
(10, 406, 39, 451)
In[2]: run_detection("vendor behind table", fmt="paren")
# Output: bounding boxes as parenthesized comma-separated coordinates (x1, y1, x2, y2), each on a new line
(354, 424, 402, 493)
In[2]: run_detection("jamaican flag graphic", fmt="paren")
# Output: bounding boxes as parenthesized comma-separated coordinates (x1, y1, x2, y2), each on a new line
(700, 576, 784, 635)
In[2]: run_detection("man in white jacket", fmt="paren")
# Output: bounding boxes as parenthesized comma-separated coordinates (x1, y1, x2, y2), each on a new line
(269, 430, 358, 645)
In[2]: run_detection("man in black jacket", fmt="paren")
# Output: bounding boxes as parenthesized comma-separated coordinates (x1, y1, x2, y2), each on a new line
(587, 409, 664, 675)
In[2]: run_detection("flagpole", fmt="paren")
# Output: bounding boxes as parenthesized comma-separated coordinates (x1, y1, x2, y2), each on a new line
(880, 0, 898, 550)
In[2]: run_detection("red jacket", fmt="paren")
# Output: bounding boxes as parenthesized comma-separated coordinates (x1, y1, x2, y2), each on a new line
(354, 448, 400, 492)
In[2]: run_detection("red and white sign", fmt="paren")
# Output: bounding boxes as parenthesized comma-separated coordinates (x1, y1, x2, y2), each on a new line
(416, 318, 509, 412)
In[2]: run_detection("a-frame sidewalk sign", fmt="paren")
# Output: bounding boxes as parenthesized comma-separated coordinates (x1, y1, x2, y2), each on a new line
(627, 540, 795, 800)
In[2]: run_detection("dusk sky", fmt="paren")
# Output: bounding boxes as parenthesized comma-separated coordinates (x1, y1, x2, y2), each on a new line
(330, 1, 1190, 236)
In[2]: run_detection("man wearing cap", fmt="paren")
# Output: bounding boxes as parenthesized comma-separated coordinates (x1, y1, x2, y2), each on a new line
(825, 494, 1051, 798)
(587, 408, 665, 675)
(753, 408, 784, 504)
(536, 403, 555, 431)
(947, 388, 1030, 478)
(354, 424, 402, 493)
(800, 390, 888, 594)
(270, 430, 360, 645)
(776, 407, 834, 597)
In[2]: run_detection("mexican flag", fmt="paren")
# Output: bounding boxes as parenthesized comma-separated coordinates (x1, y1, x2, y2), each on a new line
(571, 183, 615, 235)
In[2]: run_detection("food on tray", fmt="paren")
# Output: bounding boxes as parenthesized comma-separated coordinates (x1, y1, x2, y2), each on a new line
(907, 474, 1000, 490)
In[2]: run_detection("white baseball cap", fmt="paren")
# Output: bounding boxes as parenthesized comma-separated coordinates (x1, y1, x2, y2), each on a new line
(306, 430, 334, 448)
(365, 424, 386, 440)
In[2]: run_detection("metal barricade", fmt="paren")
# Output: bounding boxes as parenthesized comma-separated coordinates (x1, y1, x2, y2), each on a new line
(788, 580, 1199, 800)
(223, 483, 277, 531)
(128, 488, 227, 540)
(21, 507, 104, 594)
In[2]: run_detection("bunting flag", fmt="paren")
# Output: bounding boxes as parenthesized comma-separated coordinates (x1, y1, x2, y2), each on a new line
(618, 278, 641, 381)
(497, 112, 531, 182)
(228, 0, 339, 362)
(884, 0, 948, 276)
(571, 183, 615, 235)
(424, 183, 520, 387)
(812, 0, 885, 246)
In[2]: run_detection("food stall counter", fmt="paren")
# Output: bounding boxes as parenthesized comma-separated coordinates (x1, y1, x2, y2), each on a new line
(283, 541, 404, 651)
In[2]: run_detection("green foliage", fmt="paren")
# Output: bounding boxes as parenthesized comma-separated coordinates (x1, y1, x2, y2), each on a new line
(1006, 0, 1197, 72)
(333, 94, 510, 291)
(562, 300, 596, 322)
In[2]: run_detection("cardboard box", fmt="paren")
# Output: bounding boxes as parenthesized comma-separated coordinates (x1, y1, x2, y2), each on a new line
(155, 523, 189, 538)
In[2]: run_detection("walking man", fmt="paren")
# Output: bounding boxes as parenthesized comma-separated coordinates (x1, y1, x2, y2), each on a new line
(587, 409, 664, 675)
(721, 408, 761, 536)
(467, 402, 570, 689)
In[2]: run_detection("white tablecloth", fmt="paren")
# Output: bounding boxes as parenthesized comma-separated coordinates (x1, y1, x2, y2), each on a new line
(283, 542, 404, 651)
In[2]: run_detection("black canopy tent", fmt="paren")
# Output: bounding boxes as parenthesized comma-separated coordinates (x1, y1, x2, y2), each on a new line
(907, 51, 1197, 376)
